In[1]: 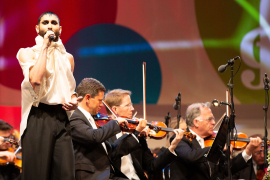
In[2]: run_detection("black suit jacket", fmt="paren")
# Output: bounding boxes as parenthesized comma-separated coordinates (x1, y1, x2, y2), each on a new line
(169, 129, 249, 180)
(110, 134, 176, 180)
(70, 108, 140, 180)
(0, 164, 21, 180)
(233, 159, 257, 180)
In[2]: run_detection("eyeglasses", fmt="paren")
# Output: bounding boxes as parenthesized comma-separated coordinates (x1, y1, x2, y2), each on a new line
(253, 150, 264, 155)
(197, 117, 215, 122)
(119, 103, 133, 108)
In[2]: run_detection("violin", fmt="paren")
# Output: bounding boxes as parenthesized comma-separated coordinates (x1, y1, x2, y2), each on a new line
(94, 112, 196, 141)
(95, 101, 137, 132)
(0, 146, 22, 169)
(0, 130, 22, 170)
(256, 168, 266, 180)
(141, 63, 193, 140)
(94, 111, 158, 133)
(148, 122, 195, 140)
(204, 131, 270, 150)
(94, 113, 136, 132)
(99, 100, 170, 135)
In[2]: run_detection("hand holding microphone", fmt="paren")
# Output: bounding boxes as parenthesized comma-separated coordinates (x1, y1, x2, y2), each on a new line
(43, 30, 55, 48)
(46, 30, 55, 41)
(49, 35, 55, 41)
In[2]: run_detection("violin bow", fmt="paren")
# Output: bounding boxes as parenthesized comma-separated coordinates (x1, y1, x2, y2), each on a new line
(143, 62, 147, 120)
(213, 90, 229, 130)
(102, 100, 130, 130)
(102, 100, 118, 119)
(142, 63, 184, 135)
(14, 146, 21, 155)
(226, 89, 230, 116)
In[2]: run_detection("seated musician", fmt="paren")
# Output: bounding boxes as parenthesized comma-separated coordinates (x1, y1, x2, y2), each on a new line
(169, 102, 262, 180)
(70, 78, 148, 180)
(0, 120, 20, 180)
(104, 89, 184, 180)
(233, 134, 267, 180)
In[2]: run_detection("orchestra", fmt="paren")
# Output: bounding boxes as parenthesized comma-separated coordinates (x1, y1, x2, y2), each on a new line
(1, 11, 269, 180)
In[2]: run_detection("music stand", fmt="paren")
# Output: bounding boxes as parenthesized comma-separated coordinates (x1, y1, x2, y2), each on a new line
(206, 114, 229, 164)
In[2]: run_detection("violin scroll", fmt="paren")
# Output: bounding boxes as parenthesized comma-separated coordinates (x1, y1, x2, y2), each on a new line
(0, 136, 19, 148)
(184, 131, 196, 141)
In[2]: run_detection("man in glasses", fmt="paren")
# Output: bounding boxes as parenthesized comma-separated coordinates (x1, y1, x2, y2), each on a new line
(104, 89, 184, 180)
(233, 134, 267, 180)
(169, 102, 262, 180)
(0, 120, 20, 180)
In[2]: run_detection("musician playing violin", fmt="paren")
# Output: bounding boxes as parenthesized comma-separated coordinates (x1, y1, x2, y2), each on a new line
(105, 89, 184, 180)
(233, 134, 267, 180)
(70, 78, 148, 180)
(0, 120, 20, 180)
(169, 102, 262, 180)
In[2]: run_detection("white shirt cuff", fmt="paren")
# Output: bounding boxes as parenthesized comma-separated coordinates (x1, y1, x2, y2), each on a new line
(168, 147, 177, 156)
(131, 133, 139, 143)
(242, 150, 252, 162)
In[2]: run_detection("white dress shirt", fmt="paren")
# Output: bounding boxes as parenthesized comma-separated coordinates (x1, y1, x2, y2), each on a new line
(189, 129, 205, 148)
(17, 35, 76, 140)
(116, 132, 140, 180)
(252, 159, 258, 175)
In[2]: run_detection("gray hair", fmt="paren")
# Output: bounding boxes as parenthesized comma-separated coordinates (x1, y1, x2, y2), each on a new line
(185, 102, 211, 127)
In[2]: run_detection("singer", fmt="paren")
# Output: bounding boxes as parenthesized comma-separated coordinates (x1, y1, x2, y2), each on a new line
(16, 12, 80, 180)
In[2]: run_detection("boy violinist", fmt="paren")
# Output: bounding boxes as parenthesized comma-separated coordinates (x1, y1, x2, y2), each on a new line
(0, 120, 20, 180)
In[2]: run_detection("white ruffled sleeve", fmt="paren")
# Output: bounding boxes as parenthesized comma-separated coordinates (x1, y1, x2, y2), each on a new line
(17, 48, 40, 106)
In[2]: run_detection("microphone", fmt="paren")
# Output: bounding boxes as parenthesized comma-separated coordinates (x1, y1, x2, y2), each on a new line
(264, 73, 269, 84)
(173, 93, 181, 110)
(165, 112, 171, 127)
(218, 56, 240, 73)
(49, 35, 55, 41)
(263, 73, 269, 90)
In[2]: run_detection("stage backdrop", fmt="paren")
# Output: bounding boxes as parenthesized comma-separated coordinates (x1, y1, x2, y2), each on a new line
(0, 1, 269, 135)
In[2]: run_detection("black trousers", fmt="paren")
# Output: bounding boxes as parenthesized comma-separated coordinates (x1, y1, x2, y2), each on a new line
(21, 103, 75, 180)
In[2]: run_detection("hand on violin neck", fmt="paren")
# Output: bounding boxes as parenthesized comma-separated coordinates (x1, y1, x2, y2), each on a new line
(169, 129, 184, 152)
(115, 117, 129, 128)
(135, 119, 147, 132)
(223, 144, 233, 154)
(245, 137, 262, 156)
(139, 126, 150, 138)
